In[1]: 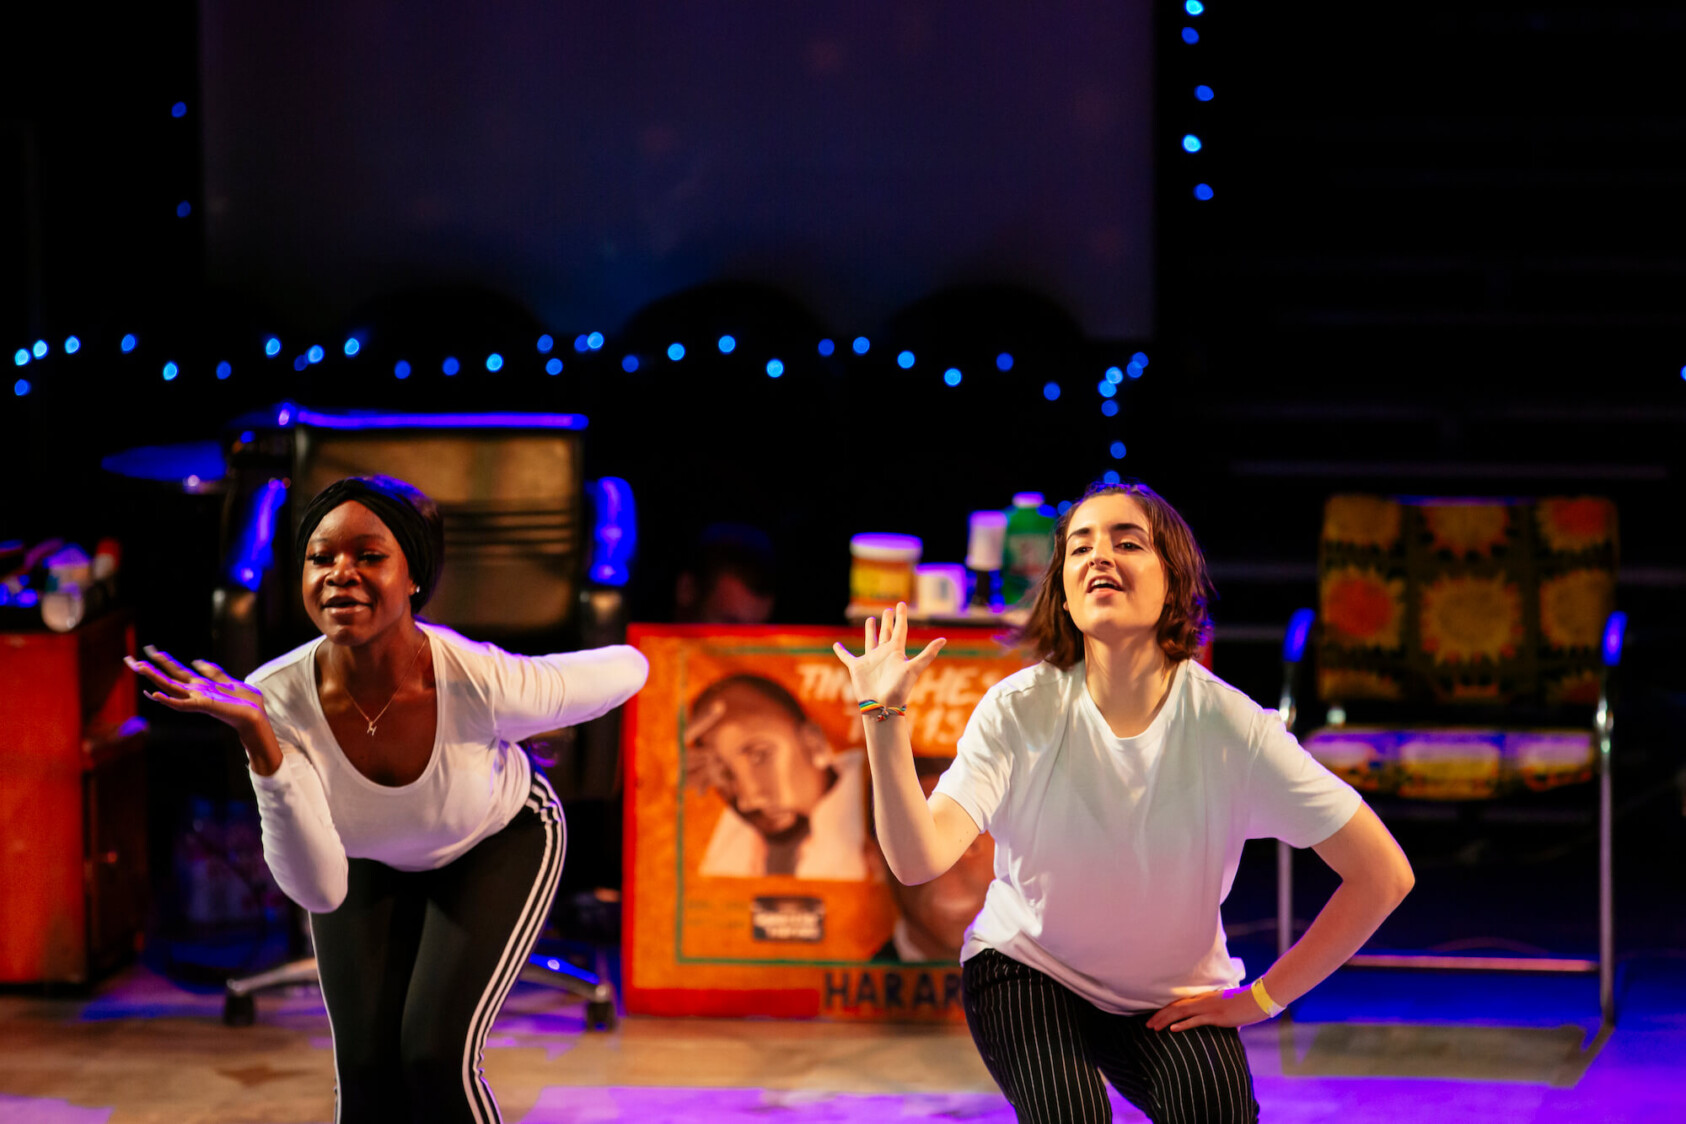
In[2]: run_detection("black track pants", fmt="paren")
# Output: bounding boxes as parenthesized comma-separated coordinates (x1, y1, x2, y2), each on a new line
(310, 773, 565, 1124)
(962, 948, 1260, 1124)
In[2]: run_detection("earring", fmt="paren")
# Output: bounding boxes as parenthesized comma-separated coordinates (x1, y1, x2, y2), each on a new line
(412, 584, 420, 594)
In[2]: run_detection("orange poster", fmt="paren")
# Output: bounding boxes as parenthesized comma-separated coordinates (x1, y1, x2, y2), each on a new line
(622, 624, 1033, 1021)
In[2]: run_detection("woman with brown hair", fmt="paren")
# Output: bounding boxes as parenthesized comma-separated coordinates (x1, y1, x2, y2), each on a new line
(833, 480, 1414, 1123)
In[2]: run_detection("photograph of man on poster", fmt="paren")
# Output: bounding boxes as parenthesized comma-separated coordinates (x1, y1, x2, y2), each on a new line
(869, 756, 996, 963)
(684, 674, 868, 880)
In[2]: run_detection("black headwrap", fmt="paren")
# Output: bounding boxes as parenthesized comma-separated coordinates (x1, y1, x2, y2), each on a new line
(294, 475, 445, 613)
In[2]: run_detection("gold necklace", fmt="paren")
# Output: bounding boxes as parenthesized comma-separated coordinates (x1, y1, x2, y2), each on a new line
(345, 634, 429, 737)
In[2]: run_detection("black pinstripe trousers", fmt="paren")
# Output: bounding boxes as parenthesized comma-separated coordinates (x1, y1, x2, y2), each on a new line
(311, 773, 566, 1124)
(962, 949, 1260, 1124)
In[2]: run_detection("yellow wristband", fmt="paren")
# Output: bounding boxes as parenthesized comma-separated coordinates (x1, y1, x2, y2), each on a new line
(1250, 977, 1284, 1018)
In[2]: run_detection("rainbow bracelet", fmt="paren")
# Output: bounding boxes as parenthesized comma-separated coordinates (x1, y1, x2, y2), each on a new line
(857, 699, 908, 722)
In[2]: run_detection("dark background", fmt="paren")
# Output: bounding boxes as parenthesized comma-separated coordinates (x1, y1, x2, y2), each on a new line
(3, 2, 1682, 972)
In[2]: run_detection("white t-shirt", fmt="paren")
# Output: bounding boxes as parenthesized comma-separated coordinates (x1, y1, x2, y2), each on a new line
(697, 750, 868, 880)
(933, 658, 1360, 1014)
(245, 622, 649, 913)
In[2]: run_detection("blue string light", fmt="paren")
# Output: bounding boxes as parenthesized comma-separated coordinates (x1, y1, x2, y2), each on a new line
(1186, 0, 1205, 13)
(546, 358, 563, 375)
(943, 368, 962, 386)
(12, 349, 28, 367)
(1132, 351, 1149, 367)
(265, 336, 281, 357)
(1105, 366, 1124, 384)
(1103, 470, 1121, 486)
(486, 353, 504, 371)
(1110, 441, 1127, 460)
(162, 361, 179, 381)
(344, 338, 361, 357)
(1043, 382, 1061, 401)
(1057, 500, 1072, 516)
(1194, 183, 1214, 201)
(1098, 379, 1117, 398)
(32, 340, 47, 358)
(1182, 27, 1199, 44)
(293, 355, 309, 371)
(171, 101, 187, 117)
(667, 342, 686, 361)
(307, 345, 325, 364)
(176, 201, 192, 218)
(1102, 400, 1119, 417)
(718, 335, 737, 354)
(766, 358, 784, 378)
(574, 334, 591, 353)
(121, 334, 137, 353)
(587, 331, 605, 350)
(852, 336, 870, 355)
(443, 356, 460, 375)
(997, 353, 1014, 371)
(537, 334, 554, 353)
(621, 355, 639, 372)
(1183, 134, 1202, 153)
(13, 378, 29, 397)
(64, 336, 80, 354)
(818, 338, 835, 357)
(1196, 84, 1214, 101)
(395, 360, 412, 379)
(216, 361, 232, 380)
(897, 350, 915, 369)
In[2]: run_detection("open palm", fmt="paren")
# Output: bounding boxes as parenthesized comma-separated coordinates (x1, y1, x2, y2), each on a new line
(832, 602, 946, 708)
(125, 645, 269, 734)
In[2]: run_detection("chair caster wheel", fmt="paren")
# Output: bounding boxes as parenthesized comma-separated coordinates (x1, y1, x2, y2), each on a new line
(585, 1000, 617, 1031)
(223, 993, 256, 1027)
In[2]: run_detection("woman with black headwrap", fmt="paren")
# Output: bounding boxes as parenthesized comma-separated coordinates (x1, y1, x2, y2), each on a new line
(125, 475, 648, 1124)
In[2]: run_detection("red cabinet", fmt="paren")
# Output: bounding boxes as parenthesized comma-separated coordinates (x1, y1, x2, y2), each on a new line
(0, 611, 148, 984)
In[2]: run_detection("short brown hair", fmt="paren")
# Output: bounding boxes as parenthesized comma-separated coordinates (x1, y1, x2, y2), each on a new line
(1011, 480, 1214, 670)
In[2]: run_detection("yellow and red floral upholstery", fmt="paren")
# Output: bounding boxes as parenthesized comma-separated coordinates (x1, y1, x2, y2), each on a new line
(1306, 495, 1616, 799)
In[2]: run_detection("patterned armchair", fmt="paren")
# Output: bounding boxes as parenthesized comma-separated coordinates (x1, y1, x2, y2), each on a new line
(1276, 494, 1625, 1025)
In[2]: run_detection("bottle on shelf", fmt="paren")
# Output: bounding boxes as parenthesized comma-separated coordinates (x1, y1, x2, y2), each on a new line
(1002, 492, 1056, 605)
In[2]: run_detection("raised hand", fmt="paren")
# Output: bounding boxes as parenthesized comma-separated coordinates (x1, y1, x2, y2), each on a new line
(124, 645, 270, 735)
(832, 602, 946, 708)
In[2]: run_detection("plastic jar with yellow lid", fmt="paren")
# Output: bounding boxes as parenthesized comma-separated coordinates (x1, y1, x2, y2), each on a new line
(848, 533, 922, 611)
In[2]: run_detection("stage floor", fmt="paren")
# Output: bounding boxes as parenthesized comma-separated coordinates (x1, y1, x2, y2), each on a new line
(3, 959, 1683, 1123)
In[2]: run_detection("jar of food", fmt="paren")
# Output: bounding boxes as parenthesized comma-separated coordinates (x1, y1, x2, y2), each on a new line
(848, 533, 923, 611)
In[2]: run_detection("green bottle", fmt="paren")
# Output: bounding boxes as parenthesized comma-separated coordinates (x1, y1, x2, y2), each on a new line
(1002, 493, 1056, 605)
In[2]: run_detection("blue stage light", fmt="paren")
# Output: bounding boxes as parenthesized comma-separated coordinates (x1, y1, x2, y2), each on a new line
(486, 353, 504, 371)
(239, 430, 255, 444)
(1196, 84, 1214, 101)
(574, 334, 590, 352)
(176, 201, 192, 218)
(537, 334, 554, 353)
(1127, 362, 1143, 378)
(307, 345, 325, 364)
(13, 378, 29, 397)
(121, 334, 137, 353)
(943, 368, 962, 386)
(443, 356, 460, 375)
(12, 349, 27, 367)
(293, 355, 309, 371)
(1103, 470, 1121, 485)
(1043, 382, 1061, 401)
(1098, 380, 1117, 398)
(216, 361, 232, 380)
(766, 358, 784, 378)
(587, 331, 604, 350)
(265, 336, 281, 356)
(1132, 351, 1149, 367)
(395, 360, 412, 379)
(1058, 500, 1072, 515)
(1182, 27, 1199, 43)
(853, 336, 870, 355)
(1105, 366, 1124, 384)
(64, 336, 80, 354)
(344, 338, 361, 357)
(718, 334, 737, 354)
(668, 342, 685, 361)
(1195, 183, 1214, 201)
(818, 339, 835, 357)
(997, 353, 1014, 371)
(171, 101, 187, 118)
(1186, 0, 1205, 13)
(897, 350, 915, 369)
(546, 358, 563, 375)
(162, 362, 179, 381)
(1183, 134, 1202, 153)
(1110, 441, 1127, 459)
(1102, 400, 1119, 417)
(32, 340, 47, 358)
(621, 355, 639, 373)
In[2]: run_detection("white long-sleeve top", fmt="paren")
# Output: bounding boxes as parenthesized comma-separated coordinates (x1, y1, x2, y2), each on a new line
(245, 622, 649, 913)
